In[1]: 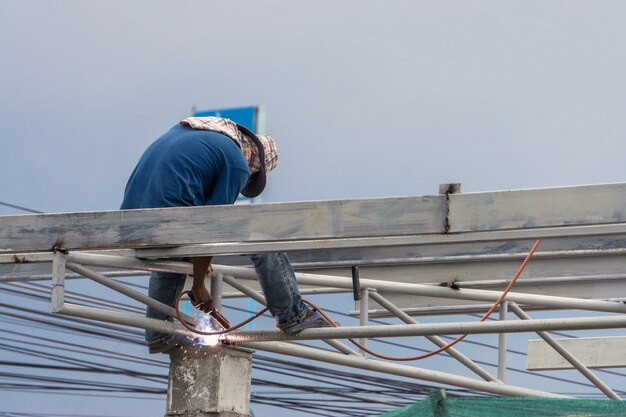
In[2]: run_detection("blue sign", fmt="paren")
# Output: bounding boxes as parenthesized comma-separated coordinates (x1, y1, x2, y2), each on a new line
(194, 106, 260, 132)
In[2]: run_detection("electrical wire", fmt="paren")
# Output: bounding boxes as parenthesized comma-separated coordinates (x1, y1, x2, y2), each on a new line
(0, 200, 42, 214)
(3, 241, 624, 416)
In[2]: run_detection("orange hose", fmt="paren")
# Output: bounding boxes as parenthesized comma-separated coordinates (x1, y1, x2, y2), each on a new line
(175, 290, 268, 336)
(175, 240, 541, 361)
(305, 239, 540, 361)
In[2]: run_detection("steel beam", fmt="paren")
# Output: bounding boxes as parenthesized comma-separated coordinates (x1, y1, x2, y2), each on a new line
(0, 195, 445, 253)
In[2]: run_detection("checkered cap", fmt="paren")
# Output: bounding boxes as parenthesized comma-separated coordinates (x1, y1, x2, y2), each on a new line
(181, 116, 278, 174)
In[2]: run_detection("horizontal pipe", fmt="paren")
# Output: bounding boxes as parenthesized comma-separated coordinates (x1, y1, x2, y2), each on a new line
(67, 252, 191, 275)
(0, 270, 149, 283)
(222, 288, 350, 299)
(57, 303, 195, 338)
(225, 315, 626, 343)
(239, 341, 566, 398)
(64, 253, 626, 314)
(215, 265, 626, 314)
(7, 281, 144, 314)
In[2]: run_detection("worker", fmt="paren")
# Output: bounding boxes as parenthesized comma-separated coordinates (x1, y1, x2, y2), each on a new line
(121, 117, 329, 353)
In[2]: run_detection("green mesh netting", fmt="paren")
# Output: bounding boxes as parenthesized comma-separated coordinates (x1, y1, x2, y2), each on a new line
(378, 390, 626, 417)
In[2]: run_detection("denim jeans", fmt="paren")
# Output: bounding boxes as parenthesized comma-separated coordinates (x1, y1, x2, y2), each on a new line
(145, 252, 308, 343)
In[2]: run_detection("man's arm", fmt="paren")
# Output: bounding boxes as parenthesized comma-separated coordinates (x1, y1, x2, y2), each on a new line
(190, 256, 213, 313)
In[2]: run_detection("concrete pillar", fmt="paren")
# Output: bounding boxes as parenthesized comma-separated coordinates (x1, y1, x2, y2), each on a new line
(166, 345, 253, 417)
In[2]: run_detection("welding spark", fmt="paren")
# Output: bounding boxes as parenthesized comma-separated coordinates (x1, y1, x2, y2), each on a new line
(196, 313, 222, 346)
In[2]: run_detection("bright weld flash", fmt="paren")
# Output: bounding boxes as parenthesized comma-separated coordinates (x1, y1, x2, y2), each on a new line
(196, 312, 222, 346)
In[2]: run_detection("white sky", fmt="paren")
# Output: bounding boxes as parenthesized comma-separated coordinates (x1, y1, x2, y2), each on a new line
(2, 1, 626, 416)
(2, 1, 626, 215)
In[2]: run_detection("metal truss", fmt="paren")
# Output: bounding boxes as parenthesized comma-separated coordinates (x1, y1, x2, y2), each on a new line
(3, 183, 626, 400)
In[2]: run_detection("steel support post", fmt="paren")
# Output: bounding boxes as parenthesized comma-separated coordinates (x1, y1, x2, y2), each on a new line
(359, 288, 370, 354)
(211, 272, 224, 311)
(498, 301, 508, 382)
(50, 251, 65, 313)
(221, 275, 359, 356)
(508, 303, 620, 400)
(239, 341, 566, 398)
(368, 291, 496, 382)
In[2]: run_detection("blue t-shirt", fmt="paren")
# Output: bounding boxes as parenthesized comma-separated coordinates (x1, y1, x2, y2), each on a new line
(121, 124, 250, 209)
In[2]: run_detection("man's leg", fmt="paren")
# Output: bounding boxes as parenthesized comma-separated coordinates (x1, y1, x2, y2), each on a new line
(249, 252, 308, 330)
(145, 270, 187, 343)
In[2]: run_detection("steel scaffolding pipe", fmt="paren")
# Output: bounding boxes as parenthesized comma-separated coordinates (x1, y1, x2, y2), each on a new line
(509, 303, 620, 400)
(58, 303, 196, 339)
(225, 314, 626, 343)
(65, 262, 197, 325)
(214, 264, 626, 314)
(368, 291, 496, 382)
(239, 341, 566, 399)
(64, 252, 626, 314)
(67, 252, 191, 275)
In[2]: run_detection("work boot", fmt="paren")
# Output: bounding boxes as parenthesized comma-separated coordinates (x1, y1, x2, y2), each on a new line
(282, 309, 332, 334)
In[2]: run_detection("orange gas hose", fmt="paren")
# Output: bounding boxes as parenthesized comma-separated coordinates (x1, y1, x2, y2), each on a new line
(175, 240, 541, 361)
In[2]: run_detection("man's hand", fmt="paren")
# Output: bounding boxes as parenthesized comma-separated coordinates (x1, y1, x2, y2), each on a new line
(190, 256, 214, 313)
(190, 283, 213, 313)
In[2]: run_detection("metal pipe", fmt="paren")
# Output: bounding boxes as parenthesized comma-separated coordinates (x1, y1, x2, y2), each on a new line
(498, 301, 508, 382)
(225, 314, 626, 343)
(51, 251, 65, 313)
(239, 341, 566, 398)
(58, 303, 195, 338)
(65, 262, 196, 325)
(60, 253, 626, 315)
(221, 274, 360, 356)
(67, 252, 191, 274)
(214, 264, 626, 314)
(454, 273, 626, 289)
(368, 291, 496, 382)
(222, 288, 350, 299)
(351, 265, 361, 301)
(9, 281, 144, 314)
(0, 270, 149, 284)
(359, 288, 369, 354)
(210, 272, 224, 311)
(508, 303, 620, 400)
